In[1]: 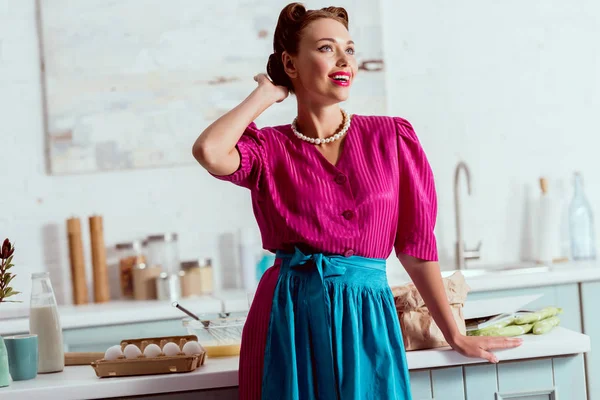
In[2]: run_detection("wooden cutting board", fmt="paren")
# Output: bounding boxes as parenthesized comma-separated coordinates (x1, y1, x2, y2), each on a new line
(64, 352, 104, 366)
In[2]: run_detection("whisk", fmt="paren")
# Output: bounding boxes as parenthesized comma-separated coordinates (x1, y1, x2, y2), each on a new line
(172, 302, 245, 344)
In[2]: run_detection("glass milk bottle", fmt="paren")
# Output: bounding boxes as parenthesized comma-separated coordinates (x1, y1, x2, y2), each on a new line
(29, 272, 64, 373)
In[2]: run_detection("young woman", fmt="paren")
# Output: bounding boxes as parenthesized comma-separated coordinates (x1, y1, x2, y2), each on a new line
(193, 3, 522, 399)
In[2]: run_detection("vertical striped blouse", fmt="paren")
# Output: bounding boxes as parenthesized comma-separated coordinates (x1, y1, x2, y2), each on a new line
(211, 115, 438, 261)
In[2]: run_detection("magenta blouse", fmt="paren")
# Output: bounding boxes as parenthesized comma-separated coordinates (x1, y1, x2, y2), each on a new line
(212, 115, 438, 261)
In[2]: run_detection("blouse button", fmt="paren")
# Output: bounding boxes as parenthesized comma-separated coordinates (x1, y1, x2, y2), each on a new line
(344, 249, 355, 257)
(342, 210, 355, 220)
(334, 174, 347, 185)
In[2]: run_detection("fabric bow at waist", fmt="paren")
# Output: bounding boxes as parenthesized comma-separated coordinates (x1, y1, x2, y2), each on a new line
(277, 246, 386, 277)
(272, 247, 386, 399)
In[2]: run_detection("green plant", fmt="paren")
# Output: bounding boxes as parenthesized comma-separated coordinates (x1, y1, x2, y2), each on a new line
(0, 238, 21, 303)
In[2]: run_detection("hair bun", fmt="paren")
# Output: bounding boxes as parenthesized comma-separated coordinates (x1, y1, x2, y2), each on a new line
(266, 52, 290, 88)
(285, 3, 307, 22)
(321, 6, 349, 25)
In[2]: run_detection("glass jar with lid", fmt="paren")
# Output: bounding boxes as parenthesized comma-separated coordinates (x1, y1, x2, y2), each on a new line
(115, 239, 146, 299)
(155, 272, 182, 302)
(180, 258, 214, 297)
(146, 233, 180, 274)
(132, 262, 162, 300)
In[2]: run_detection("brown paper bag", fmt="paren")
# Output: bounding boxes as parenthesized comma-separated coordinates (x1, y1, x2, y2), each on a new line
(391, 271, 470, 351)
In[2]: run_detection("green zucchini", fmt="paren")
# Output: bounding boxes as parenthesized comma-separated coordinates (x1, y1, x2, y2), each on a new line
(468, 324, 533, 337)
(513, 307, 562, 325)
(532, 316, 560, 335)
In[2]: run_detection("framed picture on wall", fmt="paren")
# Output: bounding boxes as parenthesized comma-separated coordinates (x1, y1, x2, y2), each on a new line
(38, 0, 387, 174)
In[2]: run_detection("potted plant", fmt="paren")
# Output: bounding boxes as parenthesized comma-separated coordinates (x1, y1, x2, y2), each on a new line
(1, 238, 20, 387)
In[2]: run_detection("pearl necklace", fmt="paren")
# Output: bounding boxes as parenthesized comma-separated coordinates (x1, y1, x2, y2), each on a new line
(291, 109, 351, 145)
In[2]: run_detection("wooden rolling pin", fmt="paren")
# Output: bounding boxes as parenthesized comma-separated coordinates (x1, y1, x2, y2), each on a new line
(64, 352, 104, 366)
(66, 217, 88, 305)
(89, 215, 110, 303)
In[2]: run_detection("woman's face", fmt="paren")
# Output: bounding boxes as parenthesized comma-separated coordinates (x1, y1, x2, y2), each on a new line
(286, 18, 357, 105)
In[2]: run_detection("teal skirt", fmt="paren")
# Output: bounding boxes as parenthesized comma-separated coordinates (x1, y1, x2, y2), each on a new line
(261, 247, 412, 399)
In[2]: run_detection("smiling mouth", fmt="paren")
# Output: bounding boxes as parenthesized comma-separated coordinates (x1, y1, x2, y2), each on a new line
(329, 74, 351, 86)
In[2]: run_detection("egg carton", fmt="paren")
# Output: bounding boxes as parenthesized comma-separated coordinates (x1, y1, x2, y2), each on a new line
(91, 335, 206, 378)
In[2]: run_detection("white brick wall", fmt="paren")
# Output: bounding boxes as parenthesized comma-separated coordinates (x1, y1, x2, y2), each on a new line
(1, 0, 599, 306)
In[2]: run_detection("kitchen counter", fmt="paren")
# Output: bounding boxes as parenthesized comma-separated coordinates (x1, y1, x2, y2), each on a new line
(406, 326, 590, 370)
(2, 355, 238, 400)
(1, 327, 590, 399)
(387, 260, 600, 292)
(2, 260, 599, 336)
(0, 296, 223, 336)
(442, 260, 600, 292)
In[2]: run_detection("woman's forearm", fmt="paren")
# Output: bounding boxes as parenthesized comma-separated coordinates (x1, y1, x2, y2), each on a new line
(192, 85, 275, 174)
(398, 254, 462, 344)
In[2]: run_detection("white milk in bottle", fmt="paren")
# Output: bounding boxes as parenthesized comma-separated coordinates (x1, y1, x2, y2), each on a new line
(29, 272, 64, 373)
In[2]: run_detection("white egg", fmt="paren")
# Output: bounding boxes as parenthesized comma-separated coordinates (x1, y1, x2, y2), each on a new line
(123, 344, 142, 359)
(104, 345, 123, 361)
(143, 343, 162, 358)
(162, 342, 181, 356)
(182, 341, 204, 356)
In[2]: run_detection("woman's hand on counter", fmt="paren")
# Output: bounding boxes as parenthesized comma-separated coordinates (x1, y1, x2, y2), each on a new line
(397, 254, 524, 363)
(448, 334, 523, 363)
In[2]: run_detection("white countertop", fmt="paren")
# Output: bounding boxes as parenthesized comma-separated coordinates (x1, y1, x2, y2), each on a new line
(2, 260, 599, 335)
(1, 327, 590, 399)
(2, 356, 238, 400)
(0, 296, 223, 336)
(405, 326, 590, 370)
(444, 260, 600, 292)
(384, 260, 600, 293)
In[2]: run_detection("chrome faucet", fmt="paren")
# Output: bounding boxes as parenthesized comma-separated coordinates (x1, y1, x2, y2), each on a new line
(454, 161, 482, 269)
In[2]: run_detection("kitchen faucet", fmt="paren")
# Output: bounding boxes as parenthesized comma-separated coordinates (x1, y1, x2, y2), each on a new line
(454, 161, 482, 269)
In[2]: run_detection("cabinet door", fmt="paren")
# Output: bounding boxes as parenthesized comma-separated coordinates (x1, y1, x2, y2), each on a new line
(410, 368, 466, 400)
(409, 370, 433, 400)
(496, 359, 555, 399)
(464, 356, 586, 400)
(464, 364, 498, 399)
(552, 354, 587, 400)
(465, 361, 558, 400)
(467, 284, 581, 332)
(431, 367, 465, 400)
(581, 281, 599, 400)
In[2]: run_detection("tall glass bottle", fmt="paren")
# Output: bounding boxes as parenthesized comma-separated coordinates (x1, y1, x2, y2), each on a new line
(29, 272, 64, 373)
(569, 172, 597, 261)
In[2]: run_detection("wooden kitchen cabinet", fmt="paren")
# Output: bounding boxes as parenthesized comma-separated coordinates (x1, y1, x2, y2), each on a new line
(410, 354, 586, 399)
(466, 283, 582, 332)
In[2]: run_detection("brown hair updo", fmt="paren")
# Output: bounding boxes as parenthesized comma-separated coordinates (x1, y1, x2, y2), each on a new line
(266, 3, 349, 93)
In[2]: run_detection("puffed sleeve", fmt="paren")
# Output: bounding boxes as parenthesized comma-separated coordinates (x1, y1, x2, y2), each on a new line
(209, 122, 268, 192)
(394, 117, 439, 261)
